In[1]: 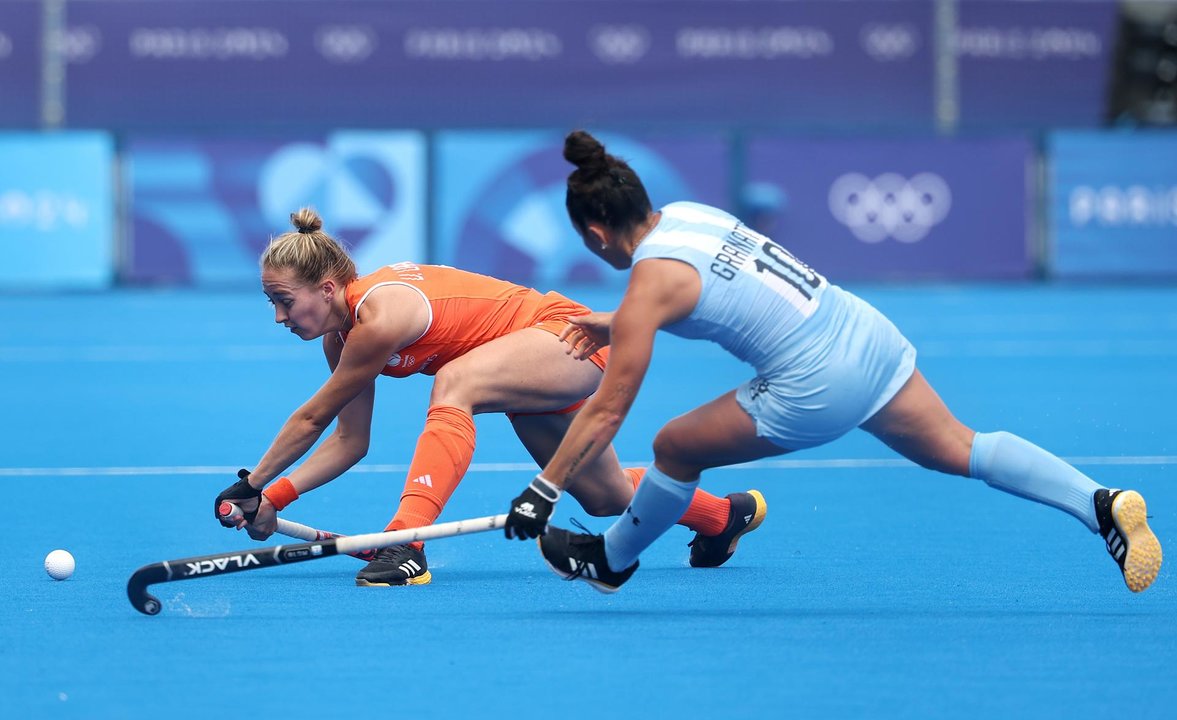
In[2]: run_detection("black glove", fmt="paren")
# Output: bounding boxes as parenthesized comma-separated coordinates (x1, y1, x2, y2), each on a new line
(504, 476, 561, 540)
(214, 469, 262, 528)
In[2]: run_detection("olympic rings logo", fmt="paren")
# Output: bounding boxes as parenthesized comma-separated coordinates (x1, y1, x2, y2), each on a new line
(589, 25, 650, 64)
(315, 26, 376, 64)
(859, 24, 920, 62)
(827, 172, 951, 243)
(60, 26, 102, 64)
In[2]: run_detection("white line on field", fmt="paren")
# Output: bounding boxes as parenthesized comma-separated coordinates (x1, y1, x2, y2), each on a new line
(0, 456, 1171, 477)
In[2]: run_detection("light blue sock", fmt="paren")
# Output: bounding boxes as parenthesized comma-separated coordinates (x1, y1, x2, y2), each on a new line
(969, 431, 1101, 532)
(603, 464, 699, 571)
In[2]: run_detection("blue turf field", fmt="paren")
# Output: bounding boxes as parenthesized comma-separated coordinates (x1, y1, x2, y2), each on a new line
(2, 284, 1174, 718)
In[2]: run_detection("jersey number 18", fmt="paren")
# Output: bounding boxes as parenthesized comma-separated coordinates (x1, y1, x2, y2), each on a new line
(742, 225, 824, 301)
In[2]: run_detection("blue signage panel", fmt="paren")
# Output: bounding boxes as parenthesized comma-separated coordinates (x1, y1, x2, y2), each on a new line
(0, 132, 115, 289)
(1048, 131, 1177, 279)
(125, 132, 426, 285)
(743, 136, 1035, 281)
(433, 130, 731, 288)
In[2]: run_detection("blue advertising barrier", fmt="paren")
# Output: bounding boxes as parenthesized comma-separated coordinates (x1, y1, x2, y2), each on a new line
(433, 131, 731, 288)
(0, 0, 42, 127)
(64, 0, 936, 131)
(743, 136, 1035, 281)
(126, 132, 426, 285)
(0, 132, 115, 289)
(1048, 131, 1177, 279)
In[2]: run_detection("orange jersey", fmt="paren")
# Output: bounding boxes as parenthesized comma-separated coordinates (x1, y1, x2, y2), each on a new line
(340, 263, 606, 378)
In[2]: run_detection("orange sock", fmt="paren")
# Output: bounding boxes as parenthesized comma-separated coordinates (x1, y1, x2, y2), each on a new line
(384, 405, 477, 550)
(623, 467, 731, 536)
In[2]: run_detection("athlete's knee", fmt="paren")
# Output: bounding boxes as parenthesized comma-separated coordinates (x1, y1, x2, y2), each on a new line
(428, 363, 478, 408)
(651, 424, 704, 478)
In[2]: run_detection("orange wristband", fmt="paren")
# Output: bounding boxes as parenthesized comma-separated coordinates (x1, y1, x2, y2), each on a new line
(262, 477, 299, 510)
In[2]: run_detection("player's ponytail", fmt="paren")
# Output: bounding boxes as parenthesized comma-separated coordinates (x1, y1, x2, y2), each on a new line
(260, 207, 357, 286)
(563, 130, 652, 236)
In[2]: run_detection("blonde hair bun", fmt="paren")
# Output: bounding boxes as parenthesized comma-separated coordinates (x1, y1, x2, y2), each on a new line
(291, 207, 323, 234)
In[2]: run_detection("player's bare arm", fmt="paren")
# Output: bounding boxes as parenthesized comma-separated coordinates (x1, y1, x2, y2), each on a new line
(280, 332, 376, 494)
(543, 259, 700, 489)
(504, 258, 701, 541)
(232, 334, 379, 538)
(249, 285, 429, 487)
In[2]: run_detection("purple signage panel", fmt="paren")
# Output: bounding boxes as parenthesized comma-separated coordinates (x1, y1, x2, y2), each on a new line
(743, 136, 1035, 281)
(125, 132, 426, 285)
(957, 0, 1119, 129)
(434, 130, 730, 288)
(65, 0, 933, 131)
(560, 0, 935, 130)
(0, 0, 41, 127)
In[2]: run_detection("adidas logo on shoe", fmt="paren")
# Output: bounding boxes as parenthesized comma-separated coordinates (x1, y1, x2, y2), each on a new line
(568, 558, 599, 579)
(355, 544, 432, 587)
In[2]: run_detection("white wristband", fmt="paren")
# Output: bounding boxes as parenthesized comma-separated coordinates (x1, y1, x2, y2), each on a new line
(531, 475, 562, 503)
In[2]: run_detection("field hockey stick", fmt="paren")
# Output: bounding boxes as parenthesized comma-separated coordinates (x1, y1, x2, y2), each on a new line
(127, 513, 507, 616)
(218, 501, 379, 562)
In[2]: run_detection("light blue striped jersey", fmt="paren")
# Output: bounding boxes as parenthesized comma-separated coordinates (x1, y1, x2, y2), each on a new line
(632, 201, 828, 372)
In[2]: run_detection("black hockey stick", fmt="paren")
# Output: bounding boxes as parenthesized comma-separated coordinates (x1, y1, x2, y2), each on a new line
(127, 514, 507, 615)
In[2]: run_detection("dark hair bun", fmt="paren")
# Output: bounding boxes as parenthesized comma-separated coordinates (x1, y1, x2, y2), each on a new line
(563, 130, 607, 171)
(290, 207, 323, 234)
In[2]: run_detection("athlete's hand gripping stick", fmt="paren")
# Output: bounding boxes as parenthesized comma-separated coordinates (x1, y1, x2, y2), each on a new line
(214, 469, 261, 527)
(504, 476, 562, 540)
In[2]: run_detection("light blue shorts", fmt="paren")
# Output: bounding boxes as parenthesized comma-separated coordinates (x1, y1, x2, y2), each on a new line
(735, 285, 916, 450)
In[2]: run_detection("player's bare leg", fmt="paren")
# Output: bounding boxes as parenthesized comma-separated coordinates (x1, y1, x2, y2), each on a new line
(863, 368, 1161, 592)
